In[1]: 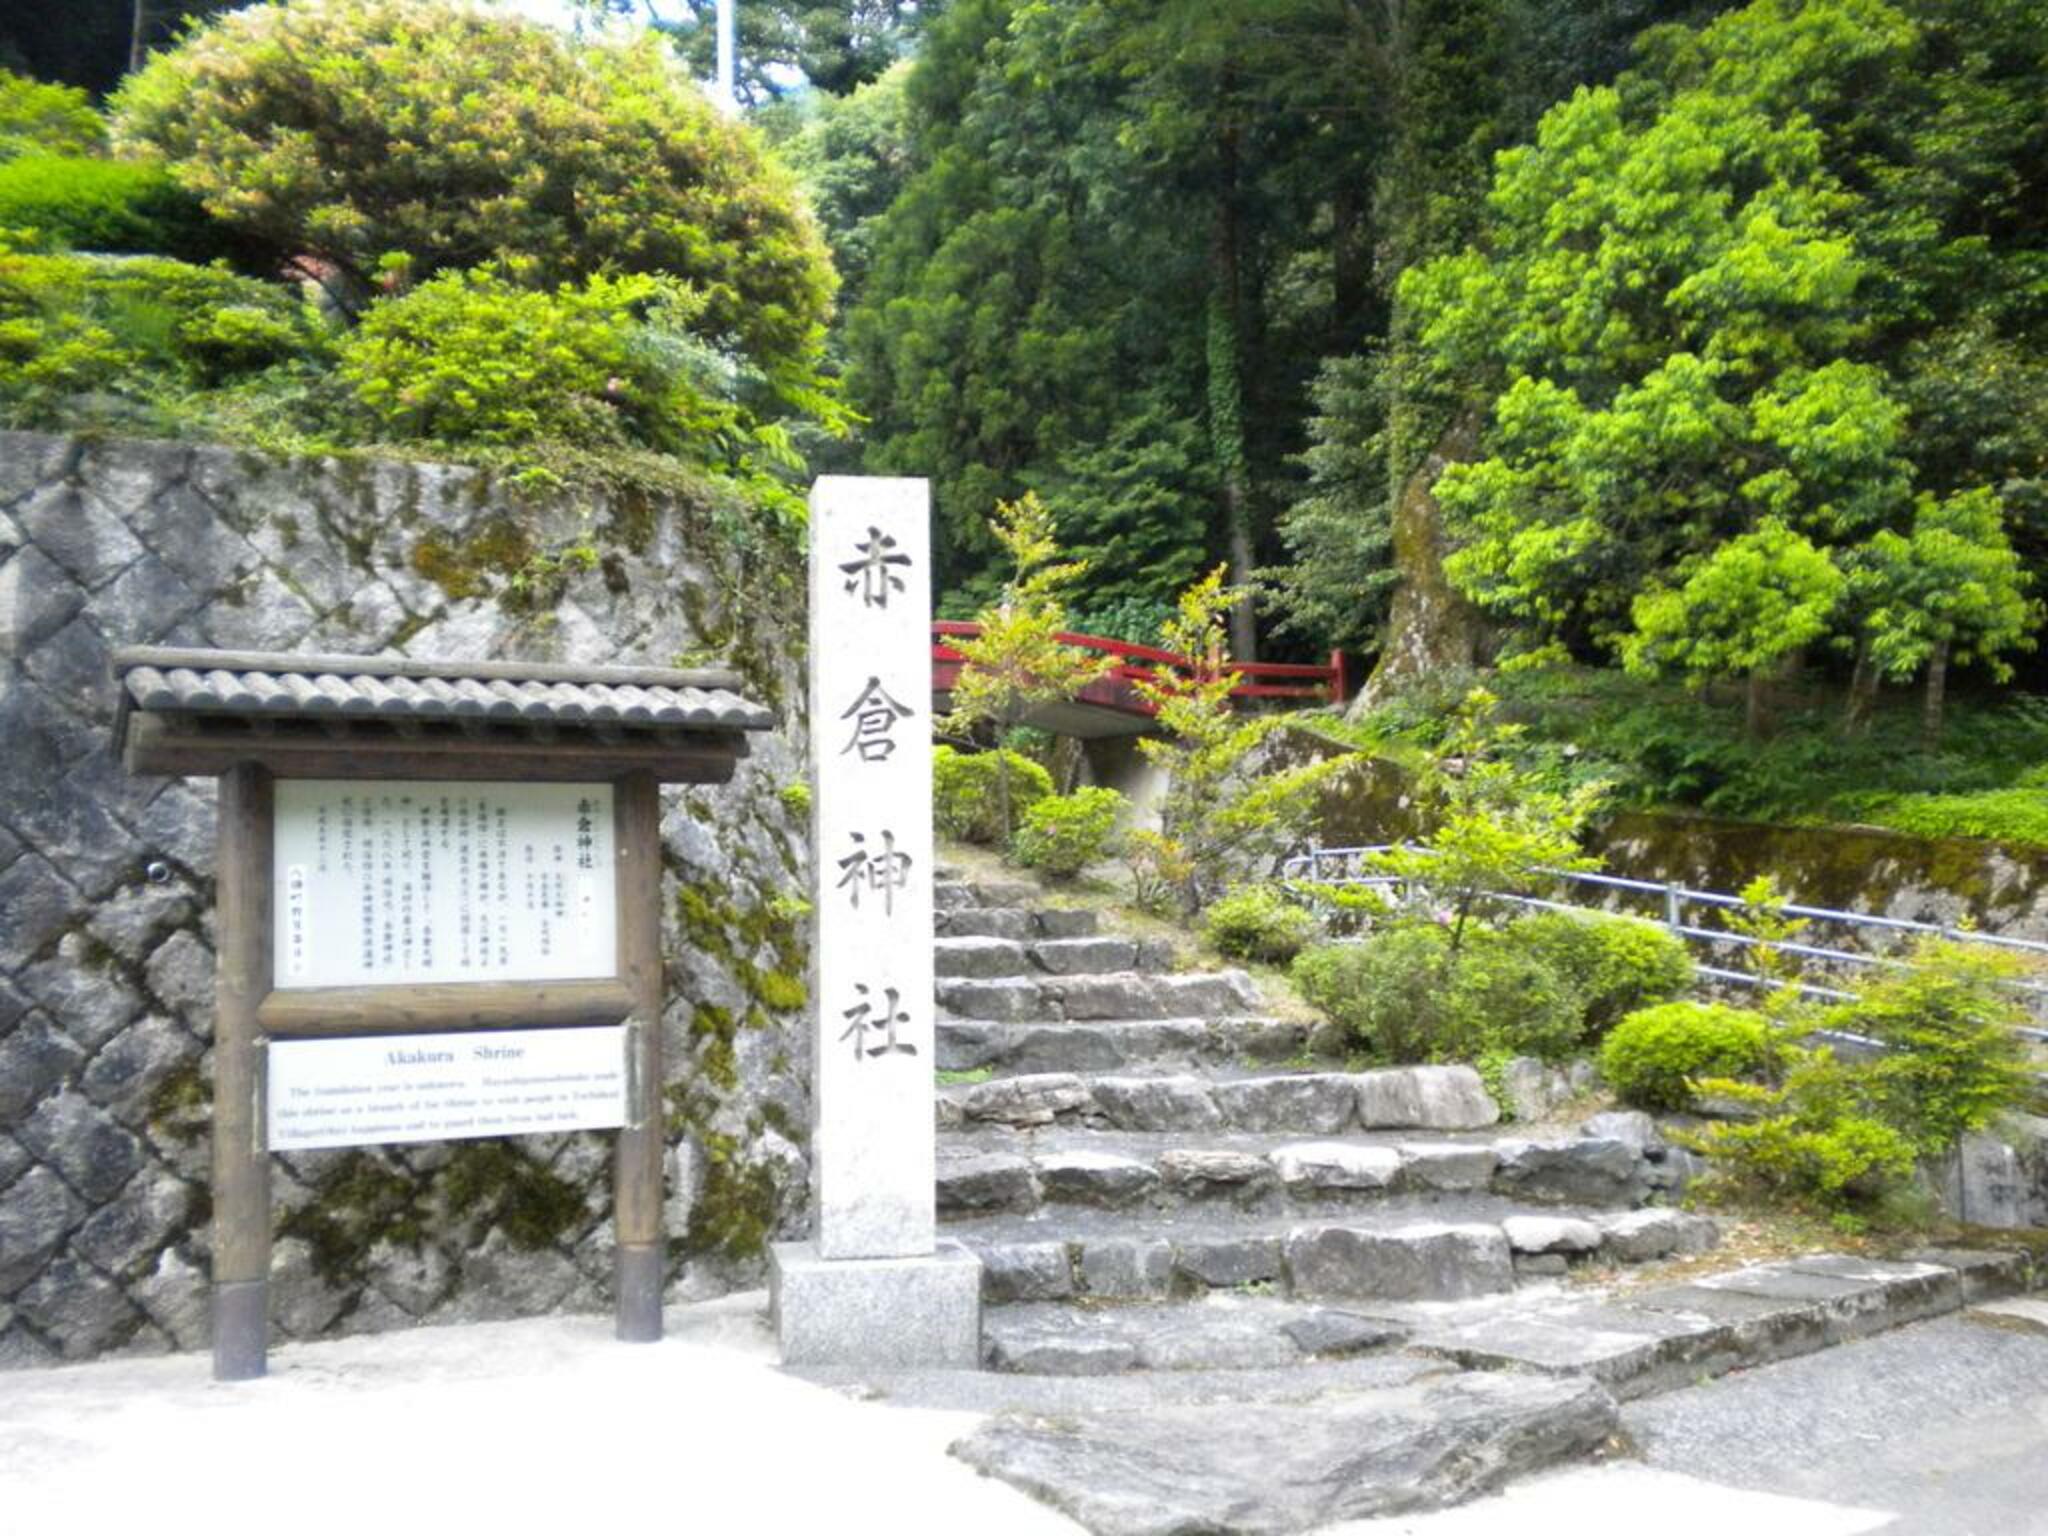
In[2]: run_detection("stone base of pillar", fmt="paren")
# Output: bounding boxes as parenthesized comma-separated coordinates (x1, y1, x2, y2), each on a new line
(770, 1239, 983, 1369)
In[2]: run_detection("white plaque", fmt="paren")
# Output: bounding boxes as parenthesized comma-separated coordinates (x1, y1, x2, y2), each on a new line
(272, 780, 615, 989)
(266, 1025, 628, 1150)
(809, 477, 935, 1261)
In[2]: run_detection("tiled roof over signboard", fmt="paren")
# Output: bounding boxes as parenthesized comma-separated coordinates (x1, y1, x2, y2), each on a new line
(110, 646, 775, 782)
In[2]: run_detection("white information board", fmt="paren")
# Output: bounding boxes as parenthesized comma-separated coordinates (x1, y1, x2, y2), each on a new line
(272, 780, 615, 989)
(266, 1024, 628, 1150)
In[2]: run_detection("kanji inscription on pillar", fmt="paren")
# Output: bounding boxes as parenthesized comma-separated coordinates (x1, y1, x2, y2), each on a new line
(809, 477, 935, 1261)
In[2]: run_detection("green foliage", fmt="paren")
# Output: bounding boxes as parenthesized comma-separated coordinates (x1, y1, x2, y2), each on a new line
(1598, 1000, 1775, 1112)
(760, 62, 913, 306)
(113, 0, 834, 378)
(336, 266, 730, 452)
(941, 492, 1114, 842)
(0, 153, 225, 259)
(1405, 0, 2048, 707)
(932, 745, 1052, 845)
(1847, 787, 2048, 849)
(1363, 665, 2048, 846)
(1011, 786, 1127, 879)
(1685, 1051, 1921, 1207)
(0, 248, 324, 423)
(600, 0, 935, 100)
(1818, 940, 2034, 1157)
(1368, 688, 1606, 947)
(1683, 938, 2036, 1214)
(1265, 351, 1397, 653)
(1129, 567, 1361, 913)
(1292, 924, 1585, 1065)
(1203, 884, 1319, 964)
(1621, 520, 1846, 725)
(1506, 910, 1694, 1033)
(0, 71, 103, 161)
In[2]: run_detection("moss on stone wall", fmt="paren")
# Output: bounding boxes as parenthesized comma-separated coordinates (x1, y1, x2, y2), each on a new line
(664, 872, 812, 1266)
(278, 1153, 430, 1287)
(439, 1142, 591, 1251)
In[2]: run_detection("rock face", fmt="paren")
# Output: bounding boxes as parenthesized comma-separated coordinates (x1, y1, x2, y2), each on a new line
(951, 1371, 1619, 1536)
(0, 431, 811, 1366)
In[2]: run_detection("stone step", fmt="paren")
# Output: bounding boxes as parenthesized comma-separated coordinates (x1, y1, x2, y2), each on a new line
(935, 1126, 1685, 1218)
(934, 934, 1171, 979)
(1409, 1247, 2032, 1401)
(950, 1199, 1719, 1305)
(936, 906, 1100, 941)
(937, 970, 1263, 1023)
(934, 879, 1042, 912)
(950, 1370, 1616, 1536)
(937, 1016, 1308, 1075)
(983, 1296, 1410, 1376)
(938, 1063, 1502, 1137)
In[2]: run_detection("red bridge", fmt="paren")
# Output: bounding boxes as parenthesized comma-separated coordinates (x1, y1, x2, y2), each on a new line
(932, 621, 1348, 739)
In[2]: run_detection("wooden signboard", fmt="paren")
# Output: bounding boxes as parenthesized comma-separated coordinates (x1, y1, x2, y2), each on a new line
(111, 648, 773, 1380)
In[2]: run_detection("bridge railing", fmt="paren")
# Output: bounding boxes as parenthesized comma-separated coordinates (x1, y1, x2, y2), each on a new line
(931, 621, 1346, 713)
(1280, 842, 2048, 1040)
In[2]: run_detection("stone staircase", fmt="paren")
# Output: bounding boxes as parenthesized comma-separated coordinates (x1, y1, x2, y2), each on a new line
(930, 875, 1712, 1369)
(896, 874, 2040, 1536)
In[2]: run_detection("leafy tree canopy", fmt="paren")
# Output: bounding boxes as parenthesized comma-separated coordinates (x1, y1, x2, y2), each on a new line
(112, 0, 835, 381)
(1406, 0, 2048, 713)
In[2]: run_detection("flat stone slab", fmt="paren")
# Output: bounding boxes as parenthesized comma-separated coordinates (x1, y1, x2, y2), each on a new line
(949, 1371, 1618, 1536)
(984, 1298, 1409, 1377)
(1410, 1249, 2021, 1400)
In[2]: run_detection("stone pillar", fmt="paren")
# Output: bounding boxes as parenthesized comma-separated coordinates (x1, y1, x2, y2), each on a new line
(770, 477, 981, 1368)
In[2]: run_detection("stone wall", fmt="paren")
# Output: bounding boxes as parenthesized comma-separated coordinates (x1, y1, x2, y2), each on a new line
(0, 431, 814, 1367)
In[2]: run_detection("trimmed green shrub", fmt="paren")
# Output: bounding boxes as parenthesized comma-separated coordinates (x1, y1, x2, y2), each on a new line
(0, 155, 226, 260)
(335, 266, 724, 450)
(1012, 786, 1126, 879)
(1599, 1001, 1774, 1112)
(1204, 884, 1318, 964)
(113, 0, 833, 374)
(0, 249, 321, 421)
(932, 746, 1051, 845)
(1292, 923, 1584, 1064)
(1818, 939, 2033, 1157)
(1684, 1049, 1919, 1208)
(1507, 909, 1693, 1033)
(0, 72, 104, 162)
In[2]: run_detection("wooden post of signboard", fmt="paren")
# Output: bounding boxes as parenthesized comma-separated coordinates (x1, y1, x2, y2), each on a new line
(613, 770, 664, 1342)
(212, 762, 274, 1380)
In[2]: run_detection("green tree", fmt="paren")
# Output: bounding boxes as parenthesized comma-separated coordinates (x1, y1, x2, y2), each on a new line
(939, 492, 1113, 844)
(1370, 688, 1607, 949)
(1394, 0, 2048, 700)
(1129, 568, 1359, 914)
(1620, 520, 1847, 739)
(112, 0, 833, 384)
(594, 0, 938, 99)
(1848, 489, 2036, 744)
(0, 71, 104, 161)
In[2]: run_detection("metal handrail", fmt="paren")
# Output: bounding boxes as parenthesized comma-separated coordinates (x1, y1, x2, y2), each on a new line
(1281, 842, 2048, 1040)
